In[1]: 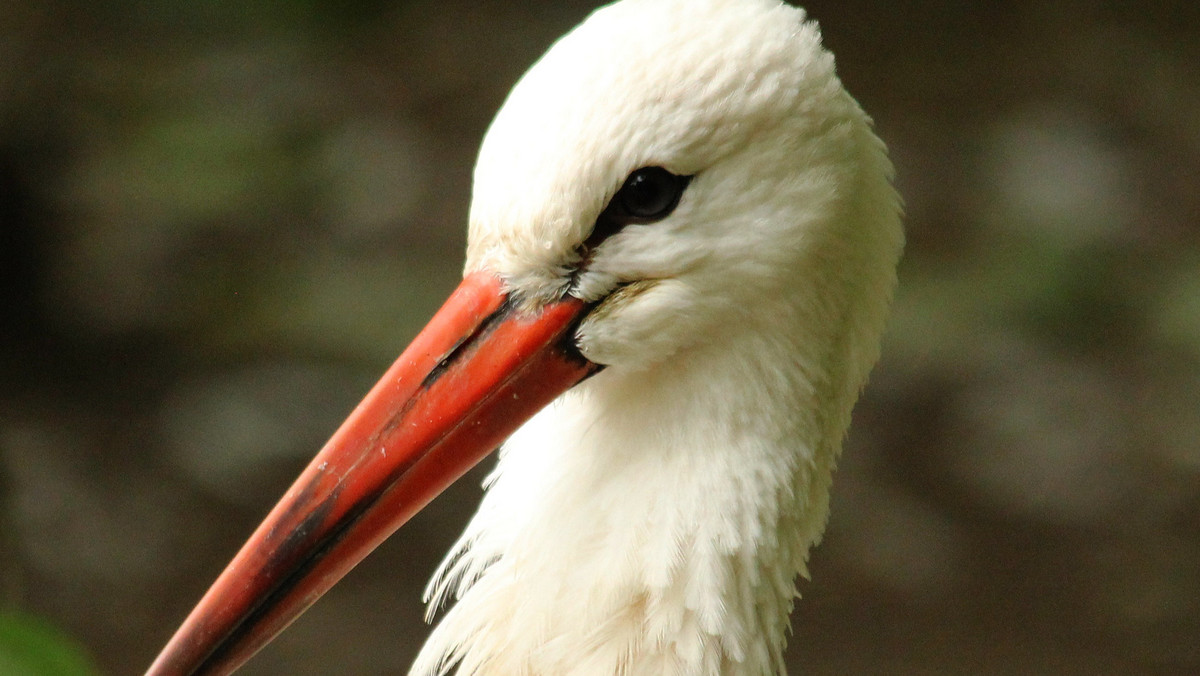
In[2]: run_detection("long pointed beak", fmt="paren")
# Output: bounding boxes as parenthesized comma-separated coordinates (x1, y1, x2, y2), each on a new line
(146, 272, 599, 676)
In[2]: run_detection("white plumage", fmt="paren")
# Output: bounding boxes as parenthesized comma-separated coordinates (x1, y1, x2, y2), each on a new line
(412, 1, 903, 675)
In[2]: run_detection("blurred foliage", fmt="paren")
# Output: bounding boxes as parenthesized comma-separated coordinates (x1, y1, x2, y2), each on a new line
(0, 610, 100, 676)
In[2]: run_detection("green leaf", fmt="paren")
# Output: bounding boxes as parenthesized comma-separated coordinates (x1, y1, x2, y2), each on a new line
(0, 610, 101, 676)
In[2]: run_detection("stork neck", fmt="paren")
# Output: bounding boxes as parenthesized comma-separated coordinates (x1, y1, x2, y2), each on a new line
(415, 323, 839, 676)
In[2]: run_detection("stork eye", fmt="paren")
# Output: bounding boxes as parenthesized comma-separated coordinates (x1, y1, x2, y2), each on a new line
(612, 167, 690, 222)
(583, 166, 691, 251)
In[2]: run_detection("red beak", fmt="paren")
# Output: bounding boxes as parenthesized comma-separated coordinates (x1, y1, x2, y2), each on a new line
(146, 272, 600, 676)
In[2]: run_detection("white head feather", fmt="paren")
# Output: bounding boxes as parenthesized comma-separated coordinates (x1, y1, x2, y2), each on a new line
(415, 0, 903, 674)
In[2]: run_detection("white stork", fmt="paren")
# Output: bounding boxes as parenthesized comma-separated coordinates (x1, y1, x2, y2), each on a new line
(146, 0, 903, 674)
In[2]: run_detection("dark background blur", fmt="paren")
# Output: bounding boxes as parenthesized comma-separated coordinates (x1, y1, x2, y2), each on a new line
(1, 1, 1198, 674)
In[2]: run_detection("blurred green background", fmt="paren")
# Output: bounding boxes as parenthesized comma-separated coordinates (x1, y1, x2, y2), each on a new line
(1, 0, 1198, 674)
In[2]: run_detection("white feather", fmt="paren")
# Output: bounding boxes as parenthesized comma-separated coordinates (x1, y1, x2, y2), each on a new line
(413, 0, 903, 674)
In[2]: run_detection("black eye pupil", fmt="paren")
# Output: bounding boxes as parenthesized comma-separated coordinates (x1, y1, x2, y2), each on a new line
(618, 167, 684, 220)
(583, 166, 691, 251)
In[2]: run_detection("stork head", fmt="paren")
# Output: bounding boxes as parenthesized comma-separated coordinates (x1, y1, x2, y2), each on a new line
(471, 0, 899, 372)
(145, 1, 901, 674)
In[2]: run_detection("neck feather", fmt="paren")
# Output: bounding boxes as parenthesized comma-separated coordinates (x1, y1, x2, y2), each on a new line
(411, 318, 845, 676)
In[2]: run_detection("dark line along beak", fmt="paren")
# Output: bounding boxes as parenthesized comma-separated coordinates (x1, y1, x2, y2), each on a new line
(146, 271, 600, 676)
